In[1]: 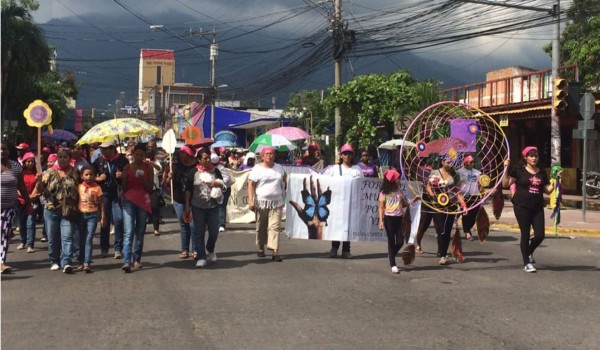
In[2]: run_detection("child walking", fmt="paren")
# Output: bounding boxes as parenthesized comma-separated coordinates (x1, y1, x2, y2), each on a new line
(378, 169, 419, 274)
(78, 166, 105, 272)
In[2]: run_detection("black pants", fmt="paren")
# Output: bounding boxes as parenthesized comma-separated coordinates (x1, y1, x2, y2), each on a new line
(384, 216, 404, 267)
(462, 197, 480, 233)
(150, 191, 162, 231)
(513, 204, 545, 265)
(433, 213, 456, 258)
(331, 241, 350, 252)
(416, 209, 435, 247)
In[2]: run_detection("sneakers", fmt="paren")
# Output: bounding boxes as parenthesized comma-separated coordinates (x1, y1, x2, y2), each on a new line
(524, 263, 537, 273)
(195, 259, 207, 268)
(63, 265, 73, 274)
(154, 230, 160, 236)
(50, 263, 60, 271)
(391, 266, 400, 274)
(40, 237, 48, 242)
(83, 264, 93, 273)
(528, 254, 536, 264)
(16, 243, 25, 250)
(121, 264, 131, 273)
(114, 252, 122, 259)
(207, 252, 217, 262)
(133, 262, 143, 269)
(26, 247, 35, 253)
(341, 251, 354, 259)
(219, 226, 225, 232)
(329, 250, 338, 258)
(439, 257, 450, 265)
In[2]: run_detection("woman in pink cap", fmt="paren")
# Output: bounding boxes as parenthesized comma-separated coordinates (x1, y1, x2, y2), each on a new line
(323, 144, 363, 258)
(502, 146, 555, 273)
(247, 146, 287, 261)
(16, 152, 41, 253)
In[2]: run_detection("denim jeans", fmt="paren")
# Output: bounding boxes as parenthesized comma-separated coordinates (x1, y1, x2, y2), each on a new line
(218, 189, 231, 228)
(18, 203, 37, 248)
(122, 199, 147, 265)
(79, 212, 99, 265)
(173, 201, 196, 253)
(191, 206, 219, 260)
(44, 208, 75, 267)
(100, 192, 124, 254)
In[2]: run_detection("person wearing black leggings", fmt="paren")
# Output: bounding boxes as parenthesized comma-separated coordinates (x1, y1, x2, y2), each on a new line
(502, 146, 555, 273)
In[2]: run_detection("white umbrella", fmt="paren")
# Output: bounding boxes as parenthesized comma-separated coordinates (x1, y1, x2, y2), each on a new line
(378, 139, 416, 150)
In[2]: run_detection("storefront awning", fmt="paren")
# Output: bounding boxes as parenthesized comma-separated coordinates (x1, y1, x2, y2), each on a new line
(229, 118, 282, 129)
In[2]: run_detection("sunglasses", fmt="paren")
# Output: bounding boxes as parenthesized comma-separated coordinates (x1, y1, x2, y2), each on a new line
(341, 152, 353, 156)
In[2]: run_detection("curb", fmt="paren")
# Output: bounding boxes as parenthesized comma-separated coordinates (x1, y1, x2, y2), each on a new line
(490, 223, 600, 238)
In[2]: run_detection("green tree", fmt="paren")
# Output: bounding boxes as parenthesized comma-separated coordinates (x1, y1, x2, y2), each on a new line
(545, 0, 600, 90)
(284, 90, 326, 134)
(1, 2, 78, 136)
(323, 70, 442, 149)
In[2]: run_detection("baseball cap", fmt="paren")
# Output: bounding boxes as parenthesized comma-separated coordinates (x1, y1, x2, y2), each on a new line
(22, 152, 35, 162)
(16, 143, 29, 150)
(99, 140, 116, 148)
(180, 145, 194, 157)
(340, 144, 354, 154)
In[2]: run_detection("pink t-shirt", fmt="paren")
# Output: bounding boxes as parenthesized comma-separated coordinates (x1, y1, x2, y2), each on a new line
(379, 191, 404, 216)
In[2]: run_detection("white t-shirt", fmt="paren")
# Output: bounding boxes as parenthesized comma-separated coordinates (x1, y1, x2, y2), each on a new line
(248, 163, 287, 208)
(323, 164, 363, 178)
(457, 167, 481, 196)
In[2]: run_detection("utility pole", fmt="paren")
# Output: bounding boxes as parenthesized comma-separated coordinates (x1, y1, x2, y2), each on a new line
(550, 0, 561, 166)
(333, 0, 342, 159)
(456, 0, 561, 165)
(210, 32, 218, 138)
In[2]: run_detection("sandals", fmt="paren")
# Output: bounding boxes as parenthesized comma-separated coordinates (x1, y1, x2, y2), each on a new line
(465, 232, 475, 241)
(192, 252, 198, 260)
(179, 251, 189, 259)
(415, 246, 423, 254)
(257, 250, 266, 258)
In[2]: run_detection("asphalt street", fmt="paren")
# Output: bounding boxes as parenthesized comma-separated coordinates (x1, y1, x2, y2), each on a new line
(2, 215, 599, 350)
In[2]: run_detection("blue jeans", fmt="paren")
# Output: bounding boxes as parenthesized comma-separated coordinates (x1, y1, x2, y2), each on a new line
(122, 199, 147, 265)
(218, 189, 231, 228)
(191, 206, 219, 260)
(100, 192, 124, 253)
(79, 212, 99, 265)
(173, 201, 196, 253)
(44, 208, 75, 267)
(18, 203, 37, 248)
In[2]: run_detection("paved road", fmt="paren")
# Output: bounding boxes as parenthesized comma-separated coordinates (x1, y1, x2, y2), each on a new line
(2, 217, 600, 350)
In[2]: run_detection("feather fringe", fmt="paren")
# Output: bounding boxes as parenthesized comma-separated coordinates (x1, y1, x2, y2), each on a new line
(401, 245, 415, 265)
(451, 226, 464, 263)
(492, 188, 504, 220)
(476, 208, 490, 244)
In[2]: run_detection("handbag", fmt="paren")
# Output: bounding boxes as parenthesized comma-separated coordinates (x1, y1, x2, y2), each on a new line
(151, 185, 166, 207)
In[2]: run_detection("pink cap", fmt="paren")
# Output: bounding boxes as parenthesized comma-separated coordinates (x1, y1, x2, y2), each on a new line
(384, 169, 400, 183)
(42, 147, 52, 154)
(261, 146, 275, 157)
(521, 146, 538, 157)
(180, 145, 194, 157)
(308, 143, 319, 152)
(16, 143, 29, 150)
(340, 144, 354, 154)
(48, 154, 58, 162)
(463, 155, 474, 165)
(22, 152, 35, 162)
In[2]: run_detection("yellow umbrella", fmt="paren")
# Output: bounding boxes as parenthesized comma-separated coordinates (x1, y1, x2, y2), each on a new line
(76, 118, 160, 145)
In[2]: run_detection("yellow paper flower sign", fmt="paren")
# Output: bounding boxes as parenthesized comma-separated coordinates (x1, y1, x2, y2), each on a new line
(182, 125, 201, 145)
(23, 100, 53, 127)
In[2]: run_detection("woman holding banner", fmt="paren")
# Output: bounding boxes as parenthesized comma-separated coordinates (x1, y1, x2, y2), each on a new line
(247, 147, 287, 262)
(323, 144, 363, 258)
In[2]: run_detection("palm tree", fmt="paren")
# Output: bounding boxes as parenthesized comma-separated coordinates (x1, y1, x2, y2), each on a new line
(1, 3, 51, 123)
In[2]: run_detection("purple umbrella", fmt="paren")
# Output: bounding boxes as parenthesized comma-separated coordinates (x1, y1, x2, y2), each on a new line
(42, 129, 78, 141)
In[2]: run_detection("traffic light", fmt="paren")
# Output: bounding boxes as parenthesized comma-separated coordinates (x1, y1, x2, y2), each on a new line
(553, 78, 568, 110)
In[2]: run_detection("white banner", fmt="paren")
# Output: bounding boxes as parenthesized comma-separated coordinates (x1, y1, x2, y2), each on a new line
(286, 174, 421, 243)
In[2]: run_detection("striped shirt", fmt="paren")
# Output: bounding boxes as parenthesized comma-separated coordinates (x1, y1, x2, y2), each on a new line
(1, 161, 21, 210)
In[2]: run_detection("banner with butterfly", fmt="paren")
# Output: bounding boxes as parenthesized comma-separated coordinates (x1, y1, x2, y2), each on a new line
(286, 175, 422, 242)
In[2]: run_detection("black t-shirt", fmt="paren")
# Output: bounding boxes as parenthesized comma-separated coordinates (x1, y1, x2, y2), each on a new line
(93, 154, 129, 195)
(510, 166, 549, 210)
(172, 161, 197, 204)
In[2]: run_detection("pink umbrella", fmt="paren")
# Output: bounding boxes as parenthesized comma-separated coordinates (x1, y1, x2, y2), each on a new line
(267, 126, 310, 141)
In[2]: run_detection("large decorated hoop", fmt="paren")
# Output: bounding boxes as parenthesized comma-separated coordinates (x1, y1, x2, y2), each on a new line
(400, 101, 509, 214)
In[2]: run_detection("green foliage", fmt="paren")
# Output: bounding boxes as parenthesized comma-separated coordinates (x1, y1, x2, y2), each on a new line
(284, 90, 327, 134)
(323, 69, 442, 149)
(545, 0, 600, 90)
(1, 2, 78, 136)
(1, 0, 39, 11)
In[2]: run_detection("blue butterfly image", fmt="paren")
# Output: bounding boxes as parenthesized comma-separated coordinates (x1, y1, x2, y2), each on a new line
(301, 188, 332, 225)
